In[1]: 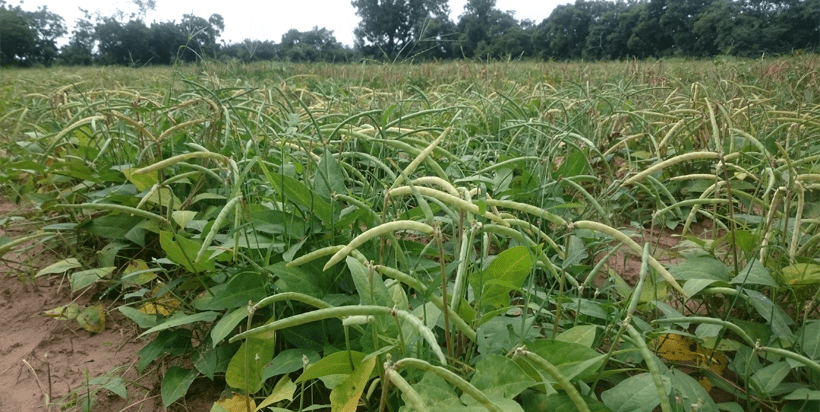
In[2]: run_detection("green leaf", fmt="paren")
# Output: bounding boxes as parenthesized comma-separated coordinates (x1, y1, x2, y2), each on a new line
(669, 257, 730, 281)
(137, 329, 192, 372)
(601, 373, 670, 412)
(553, 149, 589, 179)
(250, 209, 308, 239)
(751, 361, 791, 395)
(138, 311, 219, 338)
(314, 148, 347, 200)
(225, 337, 276, 393)
(389, 281, 409, 310)
(467, 354, 534, 403)
(476, 314, 540, 355)
(716, 402, 744, 412)
(161, 367, 199, 407)
(172, 211, 198, 229)
(159, 231, 215, 273)
(211, 306, 249, 347)
(118, 306, 158, 329)
(347, 257, 393, 307)
(296, 351, 366, 383)
(471, 246, 533, 308)
(194, 339, 239, 380)
(731, 260, 777, 287)
(477, 198, 488, 215)
(784, 388, 820, 401)
(87, 376, 127, 399)
(36, 258, 81, 277)
(730, 345, 762, 378)
(563, 236, 588, 269)
(798, 321, 820, 360)
(609, 271, 668, 303)
(744, 289, 794, 340)
(98, 241, 128, 267)
(204, 271, 268, 310)
(71, 267, 115, 291)
(683, 278, 723, 297)
(260, 166, 332, 226)
(540, 392, 613, 412)
(81, 215, 144, 241)
(526, 339, 606, 381)
(401, 372, 465, 411)
(329, 355, 376, 412)
(142, 186, 181, 210)
(670, 369, 717, 412)
(731, 230, 757, 253)
(263, 349, 321, 381)
(124, 223, 146, 247)
(270, 262, 329, 299)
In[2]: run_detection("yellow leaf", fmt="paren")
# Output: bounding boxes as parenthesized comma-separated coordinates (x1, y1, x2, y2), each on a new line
(138, 283, 181, 316)
(698, 348, 729, 391)
(77, 304, 105, 333)
(122, 168, 157, 192)
(330, 356, 376, 412)
(214, 393, 256, 412)
(44, 302, 81, 320)
(655, 334, 700, 363)
(122, 259, 155, 288)
(255, 376, 297, 411)
(655, 333, 728, 391)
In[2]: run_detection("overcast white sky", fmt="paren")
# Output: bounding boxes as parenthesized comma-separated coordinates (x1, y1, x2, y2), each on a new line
(16, 0, 568, 47)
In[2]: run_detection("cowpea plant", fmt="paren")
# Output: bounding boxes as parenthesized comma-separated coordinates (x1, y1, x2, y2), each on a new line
(1, 57, 820, 411)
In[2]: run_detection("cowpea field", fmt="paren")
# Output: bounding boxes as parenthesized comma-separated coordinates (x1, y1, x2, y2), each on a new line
(1, 56, 820, 411)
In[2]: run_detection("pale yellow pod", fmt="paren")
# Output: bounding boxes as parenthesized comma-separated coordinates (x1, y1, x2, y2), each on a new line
(323, 220, 435, 271)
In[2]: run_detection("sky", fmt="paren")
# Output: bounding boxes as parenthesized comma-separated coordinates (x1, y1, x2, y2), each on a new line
(17, 0, 569, 47)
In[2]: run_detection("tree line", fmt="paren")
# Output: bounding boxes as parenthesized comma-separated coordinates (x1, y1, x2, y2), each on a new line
(1, 0, 818, 67)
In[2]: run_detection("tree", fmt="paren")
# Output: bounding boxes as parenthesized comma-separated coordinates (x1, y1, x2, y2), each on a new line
(413, 15, 457, 59)
(537, 0, 593, 60)
(692, 0, 736, 56)
(623, 2, 665, 58)
(658, 0, 714, 55)
(0, 3, 37, 65)
(148, 20, 187, 64)
(25, 6, 66, 66)
(280, 26, 344, 61)
(453, 0, 531, 59)
(179, 13, 224, 61)
(220, 39, 279, 61)
(777, 0, 819, 51)
(59, 9, 96, 66)
(454, 0, 495, 57)
(582, 1, 625, 60)
(352, 0, 449, 58)
(95, 17, 153, 65)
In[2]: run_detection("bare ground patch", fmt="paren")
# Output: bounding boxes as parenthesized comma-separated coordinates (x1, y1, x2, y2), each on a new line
(0, 199, 161, 411)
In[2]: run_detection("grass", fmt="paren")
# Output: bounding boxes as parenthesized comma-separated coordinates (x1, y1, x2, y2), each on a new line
(1, 55, 820, 411)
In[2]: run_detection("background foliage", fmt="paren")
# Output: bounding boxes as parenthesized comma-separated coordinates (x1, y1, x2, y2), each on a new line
(1, 0, 818, 67)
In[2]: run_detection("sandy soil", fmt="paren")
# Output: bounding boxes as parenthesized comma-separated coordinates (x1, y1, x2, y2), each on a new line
(0, 199, 162, 412)
(0, 196, 225, 411)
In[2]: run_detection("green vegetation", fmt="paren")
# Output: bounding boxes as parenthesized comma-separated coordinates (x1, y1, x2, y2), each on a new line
(2, 56, 820, 411)
(1, 0, 819, 66)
